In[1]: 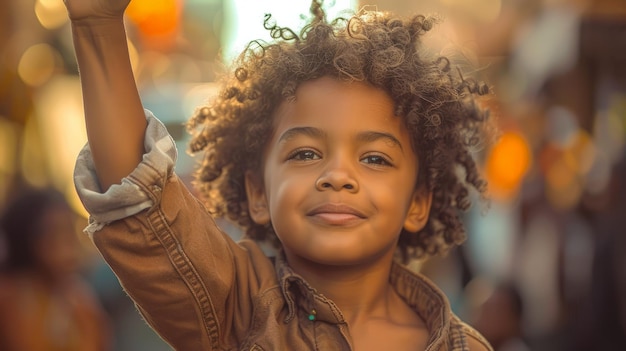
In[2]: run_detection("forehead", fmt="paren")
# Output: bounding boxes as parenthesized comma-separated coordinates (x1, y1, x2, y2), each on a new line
(271, 77, 409, 140)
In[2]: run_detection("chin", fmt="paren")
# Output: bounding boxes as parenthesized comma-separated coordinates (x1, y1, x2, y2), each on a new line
(303, 248, 384, 267)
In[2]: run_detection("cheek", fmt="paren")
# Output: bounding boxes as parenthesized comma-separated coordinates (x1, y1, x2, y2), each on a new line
(267, 174, 307, 211)
(370, 171, 416, 207)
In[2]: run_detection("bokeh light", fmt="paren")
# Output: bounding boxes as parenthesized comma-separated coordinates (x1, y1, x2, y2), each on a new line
(126, 0, 182, 50)
(544, 148, 584, 210)
(485, 130, 532, 199)
(34, 0, 69, 30)
(17, 43, 58, 87)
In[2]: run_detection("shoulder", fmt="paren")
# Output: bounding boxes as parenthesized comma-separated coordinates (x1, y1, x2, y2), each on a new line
(451, 314, 494, 351)
(465, 334, 493, 351)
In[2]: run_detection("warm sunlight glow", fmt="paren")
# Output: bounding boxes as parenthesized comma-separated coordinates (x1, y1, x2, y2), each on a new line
(20, 116, 48, 188)
(440, 0, 502, 23)
(34, 76, 87, 191)
(222, 0, 357, 63)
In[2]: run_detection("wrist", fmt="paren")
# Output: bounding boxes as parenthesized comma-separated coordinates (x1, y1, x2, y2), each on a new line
(70, 17, 131, 61)
(70, 16, 126, 34)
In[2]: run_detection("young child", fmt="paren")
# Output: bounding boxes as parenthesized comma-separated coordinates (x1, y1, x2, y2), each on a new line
(65, 0, 493, 350)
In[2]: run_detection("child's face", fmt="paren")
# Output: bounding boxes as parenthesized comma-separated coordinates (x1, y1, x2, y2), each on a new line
(246, 77, 431, 266)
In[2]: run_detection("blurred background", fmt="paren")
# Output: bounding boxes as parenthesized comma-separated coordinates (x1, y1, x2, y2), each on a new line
(0, 0, 624, 350)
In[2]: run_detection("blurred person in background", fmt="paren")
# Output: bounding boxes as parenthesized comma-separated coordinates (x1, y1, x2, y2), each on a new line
(0, 188, 112, 351)
(472, 283, 530, 351)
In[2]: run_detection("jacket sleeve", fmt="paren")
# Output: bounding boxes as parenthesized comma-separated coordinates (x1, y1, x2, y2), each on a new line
(74, 111, 277, 350)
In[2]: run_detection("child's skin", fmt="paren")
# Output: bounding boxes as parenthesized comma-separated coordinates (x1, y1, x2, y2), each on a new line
(64, 1, 485, 350)
(245, 77, 432, 350)
(64, 0, 146, 190)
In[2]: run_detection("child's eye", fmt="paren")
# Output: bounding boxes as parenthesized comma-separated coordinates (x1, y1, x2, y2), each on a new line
(361, 154, 392, 166)
(288, 149, 321, 161)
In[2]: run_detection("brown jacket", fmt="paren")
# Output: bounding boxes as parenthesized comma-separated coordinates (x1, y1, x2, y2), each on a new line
(75, 113, 492, 351)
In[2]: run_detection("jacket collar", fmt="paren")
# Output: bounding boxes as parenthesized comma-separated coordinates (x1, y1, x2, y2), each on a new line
(274, 251, 452, 348)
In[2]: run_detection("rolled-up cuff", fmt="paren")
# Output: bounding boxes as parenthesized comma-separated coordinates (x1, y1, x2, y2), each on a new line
(73, 109, 178, 235)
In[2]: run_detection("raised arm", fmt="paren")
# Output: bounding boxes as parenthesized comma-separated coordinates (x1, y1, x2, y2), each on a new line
(65, 0, 146, 190)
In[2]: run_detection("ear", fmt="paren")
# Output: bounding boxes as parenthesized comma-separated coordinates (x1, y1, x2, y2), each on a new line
(245, 171, 270, 225)
(403, 188, 432, 233)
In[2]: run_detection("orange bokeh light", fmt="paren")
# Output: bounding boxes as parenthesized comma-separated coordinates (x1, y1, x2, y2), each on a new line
(485, 131, 532, 199)
(126, 0, 182, 49)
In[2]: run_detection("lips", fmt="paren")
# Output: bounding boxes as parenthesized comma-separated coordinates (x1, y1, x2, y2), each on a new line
(306, 203, 367, 226)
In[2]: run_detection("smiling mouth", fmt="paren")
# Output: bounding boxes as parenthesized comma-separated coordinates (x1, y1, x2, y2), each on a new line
(306, 204, 367, 226)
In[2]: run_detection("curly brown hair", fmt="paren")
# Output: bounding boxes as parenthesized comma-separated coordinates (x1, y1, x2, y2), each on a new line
(186, 0, 492, 262)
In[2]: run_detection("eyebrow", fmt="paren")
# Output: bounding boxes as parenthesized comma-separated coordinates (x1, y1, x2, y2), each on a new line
(356, 131, 404, 152)
(278, 126, 326, 143)
(278, 126, 403, 152)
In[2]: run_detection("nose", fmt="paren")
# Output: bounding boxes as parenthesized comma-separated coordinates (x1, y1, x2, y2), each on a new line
(315, 160, 359, 192)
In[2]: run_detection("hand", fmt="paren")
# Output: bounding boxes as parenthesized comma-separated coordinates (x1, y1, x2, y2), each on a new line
(63, 0, 131, 22)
